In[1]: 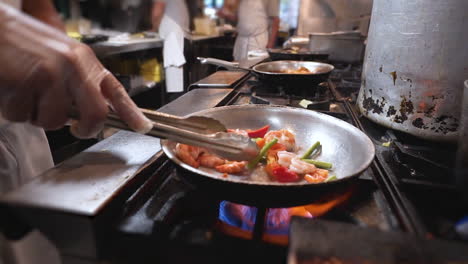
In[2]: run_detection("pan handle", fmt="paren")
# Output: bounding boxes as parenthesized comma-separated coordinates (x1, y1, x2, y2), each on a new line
(197, 57, 244, 71)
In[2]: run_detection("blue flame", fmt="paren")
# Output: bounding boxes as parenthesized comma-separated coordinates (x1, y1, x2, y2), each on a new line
(218, 201, 292, 235)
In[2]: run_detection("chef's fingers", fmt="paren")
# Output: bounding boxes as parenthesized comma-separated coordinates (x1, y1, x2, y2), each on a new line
(0, 60, 48, 123)
(69, 79, 108, 139)
(34, 82, 71, 130)
(100, 72, 153, 134)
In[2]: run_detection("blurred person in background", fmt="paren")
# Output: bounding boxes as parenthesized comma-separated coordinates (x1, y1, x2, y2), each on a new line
(186, 0, 205, 31)
(218, 0, 280, 61)
(0, 1, 152, 263)
(216, 0, 238, 25)
(151, 0, 189, 97)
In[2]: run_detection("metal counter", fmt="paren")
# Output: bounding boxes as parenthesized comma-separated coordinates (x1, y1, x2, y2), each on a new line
(90, 38, 164, 58)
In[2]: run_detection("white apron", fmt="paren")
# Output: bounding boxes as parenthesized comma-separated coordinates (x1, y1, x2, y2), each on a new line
(0, 1, 59, 262)
(0, 117, 59, 264)
(233, 0, 269, 61)
(0, 112, 60, 264)
(159, 0, 189, 93)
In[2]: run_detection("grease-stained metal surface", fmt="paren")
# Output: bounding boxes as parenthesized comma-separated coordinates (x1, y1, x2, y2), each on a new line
(1, 131, 161, 215)
(357, 0, 468, 142)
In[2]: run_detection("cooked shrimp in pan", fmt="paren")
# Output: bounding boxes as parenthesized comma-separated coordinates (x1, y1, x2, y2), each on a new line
(175, 143, 203, 168)
(289, 157, 317, 175)
(264, 129, 296, 151)
(216, 161, 247, 174)
(199, 153, 226, 168)
(174, 126, 333, 184)
(277, 151, 296, 167)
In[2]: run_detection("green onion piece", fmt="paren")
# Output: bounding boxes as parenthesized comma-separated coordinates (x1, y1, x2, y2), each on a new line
(252, 138, 263, 142)
(301, 159, 333, 170)
(325, 175, 338, 182)
(300, 141, 321, 159)
(247, 138, 278, 170)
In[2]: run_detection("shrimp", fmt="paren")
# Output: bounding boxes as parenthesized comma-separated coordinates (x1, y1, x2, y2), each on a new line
(266, 143, 287, 162)
(264, 129, 296, 151)
(277, 151, 296, 167)
(304, 169, 329, 183)
(199, 153, 226, 168)
(175, 143, 203, 168)
(289, 157, 317, 175)
(215, 161, 247, 174)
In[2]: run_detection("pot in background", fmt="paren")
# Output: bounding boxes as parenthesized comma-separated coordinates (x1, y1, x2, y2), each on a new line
(357, 0, 468, 142)
(308, 31, 365, 63)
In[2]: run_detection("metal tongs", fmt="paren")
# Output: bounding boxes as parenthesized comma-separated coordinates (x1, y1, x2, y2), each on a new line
(78, 108, 259, 161)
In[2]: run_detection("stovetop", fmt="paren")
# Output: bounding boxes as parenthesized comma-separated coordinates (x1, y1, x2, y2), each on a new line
(101, 63, 467, 263)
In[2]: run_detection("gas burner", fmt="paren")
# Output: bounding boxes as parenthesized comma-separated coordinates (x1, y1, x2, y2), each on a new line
(386, 131, 457, 187)
(217, 185, 358, 245)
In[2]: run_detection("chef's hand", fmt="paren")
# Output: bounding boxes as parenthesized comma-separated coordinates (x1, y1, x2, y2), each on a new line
(0, 3, 153, 138)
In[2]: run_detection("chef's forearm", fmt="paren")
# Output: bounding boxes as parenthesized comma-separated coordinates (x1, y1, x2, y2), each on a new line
(151, 2, 166, 32)
(267, 16, 279, 48)
(22, 0, 65, 31)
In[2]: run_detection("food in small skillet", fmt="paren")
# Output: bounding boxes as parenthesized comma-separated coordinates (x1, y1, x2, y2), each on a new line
(175, 125, 336, 183)
(277, 66, 313, 74)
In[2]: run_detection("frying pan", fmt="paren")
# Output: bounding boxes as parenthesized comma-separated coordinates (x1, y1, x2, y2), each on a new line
(267, 48, 329, 61)
(161, 105, 375, 208)
(198, 58, 334, 93)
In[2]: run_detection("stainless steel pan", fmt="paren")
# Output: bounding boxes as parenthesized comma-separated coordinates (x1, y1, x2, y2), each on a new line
(267, 48, 329, 61)
(161, 105, 375, 208)
(198, 58, 334, 96)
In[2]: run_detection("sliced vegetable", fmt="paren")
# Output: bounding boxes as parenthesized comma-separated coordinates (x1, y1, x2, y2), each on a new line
(247, 125, 270, 138)
(301, 159, 333, 170)
(248, 138, 278, 169)
(301, 141, 321, 159)
(272, 166, 300, 182)
(254, 138, 266, 149)
(325, 175, 338, 182)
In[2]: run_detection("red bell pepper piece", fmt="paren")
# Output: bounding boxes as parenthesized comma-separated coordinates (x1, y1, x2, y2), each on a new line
(247, 125, 270, 138)
(272, 166, 300, 183)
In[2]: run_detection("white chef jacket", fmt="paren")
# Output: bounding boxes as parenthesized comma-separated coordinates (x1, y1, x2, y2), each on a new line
(155, 0, 189, 93)
(233, 0, 279, 61)
(0, 2, 60, 264)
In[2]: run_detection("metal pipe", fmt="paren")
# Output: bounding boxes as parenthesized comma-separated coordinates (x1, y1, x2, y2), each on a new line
(253, 207, 268, 241)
